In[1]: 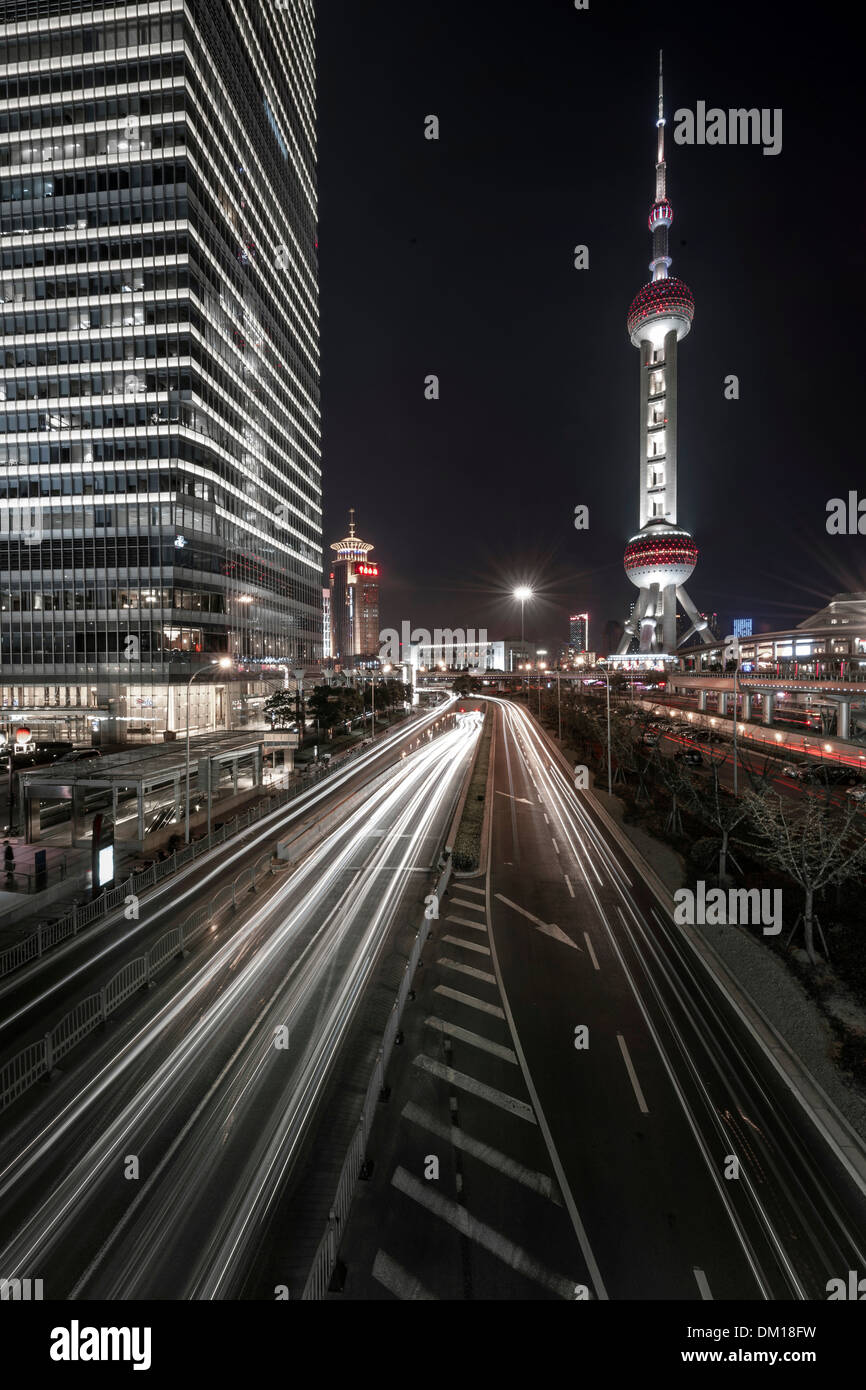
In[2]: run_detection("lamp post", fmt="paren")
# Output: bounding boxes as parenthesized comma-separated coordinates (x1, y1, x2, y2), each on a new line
(725, 635, 741, 798)
(513, 587, 533, 687)
(185, 658, 230, 844)
(556, 670, 562, 742)
(598, 662, 613, 797)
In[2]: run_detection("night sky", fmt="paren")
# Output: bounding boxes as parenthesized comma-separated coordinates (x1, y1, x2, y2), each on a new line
(316, 1, 865, 654)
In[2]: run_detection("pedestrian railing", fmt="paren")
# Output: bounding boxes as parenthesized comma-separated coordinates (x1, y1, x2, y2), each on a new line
(0, 736, 378, 982)
(0, 845, 282, 1114)
(301, 855, 453, 1299)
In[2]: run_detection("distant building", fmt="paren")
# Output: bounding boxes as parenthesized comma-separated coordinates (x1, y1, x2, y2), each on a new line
(732, 617, 753, 637)
(569, 613, 588, 651)
(328, 510, 379, 665)
(322, 587, 333, 660)
(413, 636, 530, 672)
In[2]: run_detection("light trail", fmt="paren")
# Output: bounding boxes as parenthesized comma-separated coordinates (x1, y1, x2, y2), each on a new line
(0, 717, 478, 1295)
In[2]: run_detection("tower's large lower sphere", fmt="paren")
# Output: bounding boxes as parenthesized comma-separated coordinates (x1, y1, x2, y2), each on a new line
(624, 522, 698, 589)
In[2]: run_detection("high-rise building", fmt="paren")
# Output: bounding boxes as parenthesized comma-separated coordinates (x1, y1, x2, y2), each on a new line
(328, 509, 379, 665)
(617, 54, 711, 658)
(0, 1, 322, 743)
(569, 612, 588, 651)
(732, 617, 753, 637)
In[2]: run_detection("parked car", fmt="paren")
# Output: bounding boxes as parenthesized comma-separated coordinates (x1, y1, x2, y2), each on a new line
(845, 784, 866, 803)
(56, 748, 102, 763)
(674, 749, 704, 767)
(642, 731, 660, 746)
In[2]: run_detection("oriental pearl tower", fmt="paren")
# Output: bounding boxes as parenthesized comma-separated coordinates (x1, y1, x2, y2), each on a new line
(617, 53, 711, 657)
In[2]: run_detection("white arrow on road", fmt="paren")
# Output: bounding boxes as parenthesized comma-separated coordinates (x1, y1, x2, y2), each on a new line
(495, 893, 581, 950)
(495, 791, 535, 805)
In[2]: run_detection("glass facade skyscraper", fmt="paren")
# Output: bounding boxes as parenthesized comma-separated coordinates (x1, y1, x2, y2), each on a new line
(0, 0, 321, 743)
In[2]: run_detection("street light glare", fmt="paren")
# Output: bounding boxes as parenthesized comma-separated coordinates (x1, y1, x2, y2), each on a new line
(513, 586, 533, 602)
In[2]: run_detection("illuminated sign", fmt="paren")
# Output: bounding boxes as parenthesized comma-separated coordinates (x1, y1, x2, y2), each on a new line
(356, 564, 379, 577)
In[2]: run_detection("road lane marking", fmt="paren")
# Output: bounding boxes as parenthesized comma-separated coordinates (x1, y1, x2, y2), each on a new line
(583, 933, 600, 971)
(391, 1167, 578, 1298)
(543, 813, 549, 824)
(494, 893, 581, 950)
(459, 884, 485, 896)
(617, 1033, 649, 1115)
(564, 875, 575, 898)
(425, 1016, 517, 1064)
(438, 957, 496, 984)
(551, 838, 560, 855)
(445, 914, 488, 934)
(434, 985, 505, 1019)
(413, 1056, 536, 1122)
(450, 897, 486, 913)
(401, 1101, 560, 1203)
(372, 1249, 438, 1300)
(693, 1267, 713, 1300)
(441, 934, 491, 956)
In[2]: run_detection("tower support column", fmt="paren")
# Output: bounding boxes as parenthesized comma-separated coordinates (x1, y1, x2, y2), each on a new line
(762, 693, 775, 726)
(662, 583, 677, 654)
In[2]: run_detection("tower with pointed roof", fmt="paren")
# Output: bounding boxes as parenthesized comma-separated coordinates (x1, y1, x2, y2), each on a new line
(617, 54, 710, 657)
(328, 509, 380, 664)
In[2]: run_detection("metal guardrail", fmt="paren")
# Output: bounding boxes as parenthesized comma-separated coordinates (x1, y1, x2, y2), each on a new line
(0, 713, 443, 1115)
(300, 854, 453, 1300)
(0, 735, 383, 981)
(0, 848, 282, 1114)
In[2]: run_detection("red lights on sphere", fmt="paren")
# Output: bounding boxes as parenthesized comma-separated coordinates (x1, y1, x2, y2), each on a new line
(627, 278, 695, 337)
(624, 535, 698, 573)
(648, 198, 673, 231)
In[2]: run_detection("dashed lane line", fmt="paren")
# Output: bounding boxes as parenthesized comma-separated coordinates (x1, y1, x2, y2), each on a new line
(617, 1033, 650, 1115)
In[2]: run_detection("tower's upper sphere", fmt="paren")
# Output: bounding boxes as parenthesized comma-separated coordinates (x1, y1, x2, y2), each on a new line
(624, 521, 698, 589)
(648, 198, 673, 231)
(627, 277, 694, 347)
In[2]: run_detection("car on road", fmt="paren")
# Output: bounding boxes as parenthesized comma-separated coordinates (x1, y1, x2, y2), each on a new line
(674, 749, 704, 767)
(55, 748, 102, 763)
(641, 730, 660, 746)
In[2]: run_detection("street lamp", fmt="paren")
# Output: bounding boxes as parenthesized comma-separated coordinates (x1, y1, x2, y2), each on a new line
(513, 586, 533, 675)
(185, 658, 231, 844)
(597, 662, 613, 797)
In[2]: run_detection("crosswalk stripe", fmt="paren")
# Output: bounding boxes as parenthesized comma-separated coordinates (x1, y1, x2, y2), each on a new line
(425, 1015, 517, 1063)
(391, 1167, 578, 1298)
(458, 884, 485, 896)
(372, 1249, 438, 1300)
(441, 934, 491, 956)
(445, 914, 488, 934)
(434, 985, 505, 1019)
(413, 1055, 535, 1122)
(401, 1101, 560, 1203)
(437, 957, 496, 985)
(450, 898, 486, 913)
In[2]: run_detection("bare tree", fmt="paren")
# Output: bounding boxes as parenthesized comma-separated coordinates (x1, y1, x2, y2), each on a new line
(743, 790, 866, 964)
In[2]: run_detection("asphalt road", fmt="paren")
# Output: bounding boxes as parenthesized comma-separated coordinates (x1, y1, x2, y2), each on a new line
(0, 714, 476, 1298)
(331, 698, 866, 1300)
